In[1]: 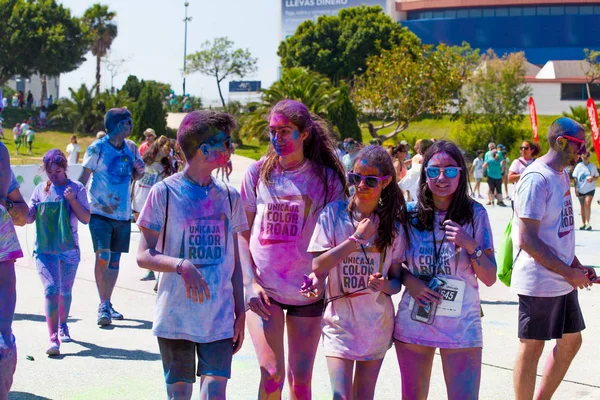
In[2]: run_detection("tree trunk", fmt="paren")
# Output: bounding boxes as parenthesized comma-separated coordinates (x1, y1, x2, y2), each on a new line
(586, 82, 592, 99)
(216, 77, 226, 108)
(40, 74, 48, 106)
(96, 55, 102, 96)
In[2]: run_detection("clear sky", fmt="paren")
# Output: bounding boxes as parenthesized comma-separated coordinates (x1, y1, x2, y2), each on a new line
(59, 0, 281, 105)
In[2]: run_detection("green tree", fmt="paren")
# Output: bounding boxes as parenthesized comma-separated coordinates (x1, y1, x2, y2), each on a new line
(240, 68, 339, 142)
(83, 3, 118, 96)
(278, 5, 420, 83)
(461, 51, 532, 143)
(327, 82, 361, 142)
(582, 49, 600, 99)
(186, 37, 258, 107)
(131, 84, 167, 141)
(121, 75, 143, 101)
(50, 84, 99, 133)
(0, 0, 88, 90)
(354, 42, 478, 140)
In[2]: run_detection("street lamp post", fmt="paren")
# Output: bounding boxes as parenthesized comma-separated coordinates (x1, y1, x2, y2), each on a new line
(183, 2, 192, 96)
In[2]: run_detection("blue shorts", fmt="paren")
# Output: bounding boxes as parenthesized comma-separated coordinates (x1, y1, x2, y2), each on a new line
(157, 337, 233, 383)
(89, 214, 131, 253)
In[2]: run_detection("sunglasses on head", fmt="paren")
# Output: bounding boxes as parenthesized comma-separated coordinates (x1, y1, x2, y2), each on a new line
(425, 166, 461, 179)
(347, 172, 389, 188)
(560, 135, 586, 155)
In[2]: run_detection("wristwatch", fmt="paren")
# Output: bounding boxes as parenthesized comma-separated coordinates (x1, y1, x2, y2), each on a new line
(468, 246, 483, 261)
(0, 198, 13, 211)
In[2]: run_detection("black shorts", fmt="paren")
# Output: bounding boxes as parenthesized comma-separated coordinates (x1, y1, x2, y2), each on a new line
(157, 337, 233, 384)
(518, 291, 586, 340)
(487, 177, 502, 195)
(89, 214, 131, 253)
(269, 297, 325, 317)
(578, 190, 595, 199)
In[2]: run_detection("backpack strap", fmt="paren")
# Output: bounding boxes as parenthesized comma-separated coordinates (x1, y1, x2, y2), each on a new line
(161, 182, 169, 252)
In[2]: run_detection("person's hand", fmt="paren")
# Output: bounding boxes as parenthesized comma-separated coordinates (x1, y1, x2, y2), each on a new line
(368, 272, 386, 292)
(587, 176, 594, 183)
(565, 267, 592, 290)
(300, 272, 321, 298)
(63, 186, 75, 202)
(232, 312, 245, 354)
(405, 277, 442, 307)
(444, 220, 477, 253)
(246, 279, 271, 320)
(355, 215, 378, 241)
(180, 260, 210, 303)
(133, 159, 145, 174)
(584, 266, 598, 283)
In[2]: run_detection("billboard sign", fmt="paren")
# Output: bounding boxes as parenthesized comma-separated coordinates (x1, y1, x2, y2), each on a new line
(281, 0, 387, 39)
(229, 81, 261, 93)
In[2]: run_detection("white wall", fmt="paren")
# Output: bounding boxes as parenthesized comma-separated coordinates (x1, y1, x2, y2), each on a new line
(529, 82, 587, 115)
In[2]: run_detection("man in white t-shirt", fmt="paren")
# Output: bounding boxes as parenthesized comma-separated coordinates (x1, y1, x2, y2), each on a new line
(66, 135, 81, 164)
(511, 118, 597, 400)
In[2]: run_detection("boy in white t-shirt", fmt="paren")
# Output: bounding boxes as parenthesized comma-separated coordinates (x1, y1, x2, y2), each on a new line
(137, 110, 247, 399)
(511, 118, 597, 400)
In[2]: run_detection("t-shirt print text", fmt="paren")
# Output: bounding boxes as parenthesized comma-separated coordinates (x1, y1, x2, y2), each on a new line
(259, 195, 308, 244)
(184, 219, 226, 266)
(340, 251, 381, 293)
(558, 190, 574, 238)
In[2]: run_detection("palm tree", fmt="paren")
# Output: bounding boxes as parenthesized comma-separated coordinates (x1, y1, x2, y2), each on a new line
(83, 4, 118, 96)
(240, 68, 339, 141)
(50, 84, 99, 133)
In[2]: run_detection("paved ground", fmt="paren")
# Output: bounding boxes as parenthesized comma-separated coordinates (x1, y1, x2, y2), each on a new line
(8, 155, 600, 400)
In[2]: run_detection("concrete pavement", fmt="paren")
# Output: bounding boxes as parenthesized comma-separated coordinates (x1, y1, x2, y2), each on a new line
(8, 155, 600, 400)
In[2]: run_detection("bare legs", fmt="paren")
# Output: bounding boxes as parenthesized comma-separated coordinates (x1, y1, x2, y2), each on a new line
(95, 250, 120, 302)
(0, 261, 16, 400)
(395, 340, 482, 400)
(326, 357, 384, 400)
(578, 195, 593, 228)
(246, 304, 322, 400)
(514, 334, 582, 400)
(165, 376, 227, 400)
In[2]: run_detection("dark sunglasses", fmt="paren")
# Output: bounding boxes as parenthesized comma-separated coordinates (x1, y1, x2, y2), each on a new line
(205, 136, 232, 150)
(425, 166, 461, 179)
(348, 172, 389, 188)
(520, 146, 531, 150)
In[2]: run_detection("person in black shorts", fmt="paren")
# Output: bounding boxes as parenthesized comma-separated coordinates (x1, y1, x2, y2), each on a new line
(511, 118, 597, 400)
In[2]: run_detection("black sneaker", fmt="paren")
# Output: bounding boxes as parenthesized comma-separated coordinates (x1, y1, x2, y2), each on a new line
(109, 303, 124, 320)
(497, 201, 507, 207)
(97, 303, 112, 326)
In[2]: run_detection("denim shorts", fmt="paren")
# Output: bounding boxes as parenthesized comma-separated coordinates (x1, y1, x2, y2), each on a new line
(89, 214, 131, 253)
(157, 337, 233, 383)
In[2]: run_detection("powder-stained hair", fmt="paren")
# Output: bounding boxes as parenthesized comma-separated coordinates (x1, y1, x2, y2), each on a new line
(260, 99, 348, 208)
(104, 108, 132, 135)
(413, 140, 474, 230)
(177, 110, 236, 160)
(350, 145, 407, 251)
(42, 149, 69, 193)
(547, 117, 584, 147)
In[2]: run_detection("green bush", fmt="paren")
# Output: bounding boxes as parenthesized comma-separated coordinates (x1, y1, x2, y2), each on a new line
(131, 85, 167, 141)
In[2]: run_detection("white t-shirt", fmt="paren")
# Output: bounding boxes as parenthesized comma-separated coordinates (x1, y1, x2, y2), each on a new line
(572, 162, 599, 195)
(137, 174, 248, 343)
(132, 161, 165, 212)
(308, 201, 405, 360)
(511, 160, 575, 297)
(0, 144, 23, 263)
(82, 137, 142, 221)
(240, 159, 345, 306)
(394, 201, 494, 349)
(399, 163, 422, 202)
(20, 123, 29, 134)
(26, 129, 34, 141)
(472, 158, 484, 179)
(66, 143, 81, 164)
(509, 157, 533, 176)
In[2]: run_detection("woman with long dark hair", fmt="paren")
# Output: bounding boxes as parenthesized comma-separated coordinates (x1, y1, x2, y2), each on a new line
(303, 145, 407, 399)
(239, 99, 347, 399)
(394, 140, 497, 399)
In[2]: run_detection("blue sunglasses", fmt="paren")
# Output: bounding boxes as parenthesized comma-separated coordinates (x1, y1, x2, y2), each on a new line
(425, 167, 461, 179)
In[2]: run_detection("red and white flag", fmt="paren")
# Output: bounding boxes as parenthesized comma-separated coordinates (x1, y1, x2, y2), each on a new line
(528, 97, 538, 143)
(586, 98, 600, 163)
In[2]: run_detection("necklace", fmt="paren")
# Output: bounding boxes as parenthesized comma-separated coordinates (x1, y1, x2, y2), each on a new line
(184, 173, 213, 195)
(280, 157, 307, 173)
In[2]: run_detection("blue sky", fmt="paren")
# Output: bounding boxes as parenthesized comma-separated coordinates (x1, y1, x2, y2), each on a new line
(59, 0, 281, 105)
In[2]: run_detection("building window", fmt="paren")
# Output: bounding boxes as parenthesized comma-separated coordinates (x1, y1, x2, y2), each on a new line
(537, 7, 550, 15)
(579, 6, 593, 15)
(565, 6, 579, 15)
(509, 7, 522, 16)
(482, 8, 495, 17)
(561, 83, 600, 100)
(468, 8, 482, 18)
(457, 9, 469, 18)
(523, 7, 536, 16)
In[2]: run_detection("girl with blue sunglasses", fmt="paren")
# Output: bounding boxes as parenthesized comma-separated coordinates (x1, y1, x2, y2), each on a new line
(394, 140, 497, 400)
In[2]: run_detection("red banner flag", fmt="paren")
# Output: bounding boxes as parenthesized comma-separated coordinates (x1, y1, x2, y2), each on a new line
(586, 98, 600, 164)
(528, 97, 539, 143)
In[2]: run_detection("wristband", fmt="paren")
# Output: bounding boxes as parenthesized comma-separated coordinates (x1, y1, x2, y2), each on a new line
(176, 258, 185, 275)
(348, 234, 369, 246)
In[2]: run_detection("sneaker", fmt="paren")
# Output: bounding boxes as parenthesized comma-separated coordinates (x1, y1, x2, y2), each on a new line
(486, 202, 492, 205)
(498, 201, 507, 207)
(477, 194, 484, 199)
(586, 225, 592, 231)
(46, 333, 60, 356)
(97, 303, 112, 326)
(109, 303, 124, 320)
(58, 324, 72, 343)
(140, 271, 156, 281)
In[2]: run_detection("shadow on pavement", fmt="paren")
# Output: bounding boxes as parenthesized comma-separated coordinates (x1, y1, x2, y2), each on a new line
(8, 392, 51, 400)
(480, 300, 518, 306)
(97, 318, 153, 331)
(13, 314, 81, 323)
(51, 339, 160, 361)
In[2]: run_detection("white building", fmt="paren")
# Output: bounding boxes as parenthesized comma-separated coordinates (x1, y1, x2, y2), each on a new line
(6, 74, 60, 107)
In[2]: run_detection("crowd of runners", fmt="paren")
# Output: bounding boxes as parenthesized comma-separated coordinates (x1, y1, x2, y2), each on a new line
(0, 101, 598, 400)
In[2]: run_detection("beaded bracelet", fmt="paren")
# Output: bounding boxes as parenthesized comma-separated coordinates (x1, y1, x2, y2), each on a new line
(348, 233, 370, 246)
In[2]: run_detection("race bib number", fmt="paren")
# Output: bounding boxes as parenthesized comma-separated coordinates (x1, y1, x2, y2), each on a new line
(408, 278, 465, 318)
(140, 171, 159, 187)
(261, 199, 305, 242)
(339, 251, 381, 292)
(185, 219, 226, 266)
